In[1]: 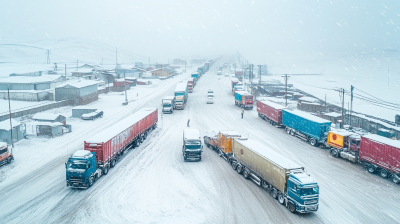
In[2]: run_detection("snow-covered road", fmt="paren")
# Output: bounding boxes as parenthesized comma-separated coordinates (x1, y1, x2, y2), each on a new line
(1, 61, 399, 224)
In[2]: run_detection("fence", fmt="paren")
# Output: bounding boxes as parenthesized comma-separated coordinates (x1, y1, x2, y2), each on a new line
(0, 100, 75, 122)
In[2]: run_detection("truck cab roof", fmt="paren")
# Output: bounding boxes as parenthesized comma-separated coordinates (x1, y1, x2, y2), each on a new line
(290, 172, 317, 186)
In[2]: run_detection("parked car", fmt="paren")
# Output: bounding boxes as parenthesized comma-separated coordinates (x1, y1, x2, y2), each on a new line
(208, 89, 213, 94)
(207, 97, 214, 104)
(81, 110, 104, 120)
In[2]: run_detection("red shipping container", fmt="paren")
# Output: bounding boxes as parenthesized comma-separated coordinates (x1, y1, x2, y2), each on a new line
(84, 108, 158, 165)
(256, 100, 285, 125)
(360, 134, 400, 175)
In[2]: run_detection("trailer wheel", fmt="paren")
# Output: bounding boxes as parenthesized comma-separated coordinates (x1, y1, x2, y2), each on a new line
(379, 169, 388, 179)
(231, 162, 237, 170)
(7, 157, 13, 164)
(309, 138, 317, 147)
(278, 194, 285, 205)
(236, 164, 243, 174)
(331, 149, 339, 158)
(290, 129, 295, 136)
(261, 180, 269, 189)
(271, 189, 278, 199)
(367, 165, 375, 174)
(110, 159, 116, 168)
(286, 128, 291, 134)
(103, 165, 109, 175)
(288, 201, 296, 213)
(243, 169, 250, 179)
(392, 175, 400, 184)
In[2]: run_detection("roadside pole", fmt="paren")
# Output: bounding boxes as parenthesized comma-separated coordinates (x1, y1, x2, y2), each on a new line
(8, 86, 14, 151)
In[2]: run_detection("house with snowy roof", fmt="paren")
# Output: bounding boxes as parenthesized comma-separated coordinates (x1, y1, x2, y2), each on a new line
(55, 80, 99, 105)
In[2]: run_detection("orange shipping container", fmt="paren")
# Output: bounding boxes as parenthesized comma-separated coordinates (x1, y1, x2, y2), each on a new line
(217, 131, 241, 155)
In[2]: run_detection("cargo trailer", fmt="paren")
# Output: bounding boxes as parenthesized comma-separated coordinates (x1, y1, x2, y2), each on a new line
(174, 82, 188, 109)
(282, 109, 331, 147)
(257, 100, 285, 126)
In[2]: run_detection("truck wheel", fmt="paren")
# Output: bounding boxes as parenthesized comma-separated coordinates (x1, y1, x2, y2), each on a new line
(271, 189, 278, 199)
(236, 164, 243, 174)
(110, 159, 116, 168)
(331, 149, 339, 158)
(261, 180, 269, 189)
(309, 138, 317, 147)
(367, 165, 375, 174)
(7, 157, 12, 164)
(278, 194, 285, 205)
(392, 175, 400, 184)
(290, 129, 295, 136)
(103, 165, 109, 175)
(231, 162, 237, 170)
(379, 169, 388, 179)
(286, 128, 291, 134)
(288, 201, 296, 213)
(243, 170, 250, 179)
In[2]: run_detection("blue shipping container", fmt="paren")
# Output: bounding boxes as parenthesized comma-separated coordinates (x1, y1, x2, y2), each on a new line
(282, 109, 331, 142)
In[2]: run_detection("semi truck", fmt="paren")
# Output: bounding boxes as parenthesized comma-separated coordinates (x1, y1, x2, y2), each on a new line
(257, 99, 285, 126)
(174, 82, 188, 109)
(66, 108, 158, 189)
(327, 132, 400, 184)
(188, 82, 193, 93)
(162, 96, 175, 113)
(231, 78, 239, 90)
(182, 129, 203, 161)
(191, 73, 199, 83)
(197, 66, 205, 75)
(283, 109, 331, 147)
(231, 138, 319, 213)
(234, 91, 253, 109)
(0, 142, 13, 166)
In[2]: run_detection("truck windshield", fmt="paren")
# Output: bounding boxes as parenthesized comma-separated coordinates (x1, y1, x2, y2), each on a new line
(67, 162, 87, 170)
(163, 104, 172, 107)
(301, 187, 319, 196)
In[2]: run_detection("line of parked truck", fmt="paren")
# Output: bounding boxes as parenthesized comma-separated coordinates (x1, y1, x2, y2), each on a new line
(203, 130, 319, 213)
(162, 61, 214, 113)
(231, 78, 254, 109)
(256, 98, 400, 184)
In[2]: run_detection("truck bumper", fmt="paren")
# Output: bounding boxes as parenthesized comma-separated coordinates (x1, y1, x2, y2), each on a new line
(67, 180, 88, 189)
(184, 153, 201, 161)
(297, 204, 319, 213)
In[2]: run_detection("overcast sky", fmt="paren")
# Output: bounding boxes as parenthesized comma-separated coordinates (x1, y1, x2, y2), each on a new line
(1, 0, 400, 63)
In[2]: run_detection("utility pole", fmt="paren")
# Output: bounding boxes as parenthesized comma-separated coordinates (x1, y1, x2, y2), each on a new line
(46, 50, 51, 64)
(257, 65, 261, 101)
(8, 86, 14, 150)
(350, 85, 354, 127)
(123, 71, 128, 104)
(281, 74, 290, 106)
(342, 88, 345, 126)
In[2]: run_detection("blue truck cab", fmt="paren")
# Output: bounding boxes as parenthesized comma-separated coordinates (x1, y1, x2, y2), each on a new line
(66, 150, 102, 189)
(286, 171, 319, 213)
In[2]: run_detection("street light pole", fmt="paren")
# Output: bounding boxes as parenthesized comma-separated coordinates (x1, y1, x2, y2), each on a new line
(8, 85, 14, 150)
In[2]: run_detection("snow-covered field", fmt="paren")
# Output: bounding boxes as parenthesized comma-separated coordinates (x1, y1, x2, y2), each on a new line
(242, 51, 400, 122)
(1, 61, 399, 223)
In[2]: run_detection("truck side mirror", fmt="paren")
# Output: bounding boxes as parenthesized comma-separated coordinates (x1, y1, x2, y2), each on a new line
(65, 163, 67, 169)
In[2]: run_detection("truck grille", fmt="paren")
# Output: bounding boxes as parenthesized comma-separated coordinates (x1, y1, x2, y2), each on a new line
(304, 200, 318, 205)
(70, 177, 83, 184)
(305, 205, 318, 211)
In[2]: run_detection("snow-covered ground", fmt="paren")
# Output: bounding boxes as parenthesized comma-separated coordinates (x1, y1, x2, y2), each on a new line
(1, 60, 399, 223)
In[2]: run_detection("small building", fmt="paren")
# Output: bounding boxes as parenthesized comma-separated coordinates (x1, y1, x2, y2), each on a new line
(112, 79, 130, 92)
(0, 75, 65, 91)
(72, 106, 98, 118)
(151, 68, 171, 77)
(125, 77, 137, 87)
(71, 68, 95, 78)
(55, 80, 99, 105)
(0, 118, 24, 145)
(0, 90, 51, 101)
(35, 122, 71, 137)
(32, 113, 66, 125)
(321, 112, 343, 123)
